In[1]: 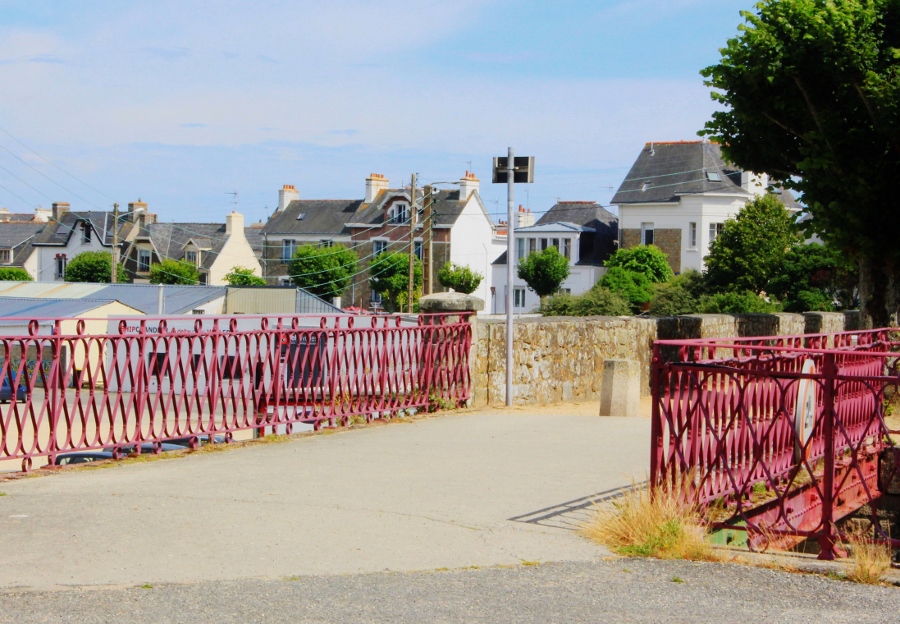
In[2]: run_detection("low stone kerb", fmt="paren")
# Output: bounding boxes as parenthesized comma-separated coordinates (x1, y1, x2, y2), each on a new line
(419, 292, 484, 312)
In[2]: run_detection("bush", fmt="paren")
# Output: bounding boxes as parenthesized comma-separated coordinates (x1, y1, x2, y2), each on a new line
(149, 259, 200, 285)
(649, 270, 704, 316)
(517, 246, 570, 298)
(224, 266, 266, 286)
(604, 245, 673, 283)
(600, 266, 653, 312)
(767, 243, 856, 311)
(65, 251, 125, 283)
(698, 290, 780, 314)
(369, 251, 421, 312)
(437, 262, 483, 294)
(289, 244, 359, 300)
(0, 267, 32, 281)
(539, 286, 631, 317)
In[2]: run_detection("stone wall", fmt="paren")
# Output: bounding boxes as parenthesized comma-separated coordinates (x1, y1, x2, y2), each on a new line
(469, 311, 860, 407)
(621, 229, 640, 249)
(652, 229, 682, 273)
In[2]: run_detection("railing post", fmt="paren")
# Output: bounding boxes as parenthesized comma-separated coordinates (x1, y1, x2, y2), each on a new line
(818, 351, 841, 560)
(650, 343, 663, 492)
(46, 320, 64, 468)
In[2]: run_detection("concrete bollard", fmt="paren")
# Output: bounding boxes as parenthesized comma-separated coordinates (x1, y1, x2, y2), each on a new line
(599, 359, 641, 418)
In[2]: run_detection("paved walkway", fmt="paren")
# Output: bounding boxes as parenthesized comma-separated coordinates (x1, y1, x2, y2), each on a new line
(0, 405, 648, 590)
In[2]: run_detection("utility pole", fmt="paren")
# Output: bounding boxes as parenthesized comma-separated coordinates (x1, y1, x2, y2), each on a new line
(111, 202, 119, 284)
(505, 149, 514, 406)
(423, 184, 433, 295)
(407, 173, 417, 313)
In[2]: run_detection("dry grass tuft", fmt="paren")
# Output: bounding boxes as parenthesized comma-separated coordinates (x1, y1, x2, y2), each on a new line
(843, 531, 892, 585)
(579, 480, 714, 561)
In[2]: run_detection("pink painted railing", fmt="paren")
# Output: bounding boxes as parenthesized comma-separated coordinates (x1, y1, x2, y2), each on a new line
(652, 328, 900, 559)
(0, 313, 473, 472)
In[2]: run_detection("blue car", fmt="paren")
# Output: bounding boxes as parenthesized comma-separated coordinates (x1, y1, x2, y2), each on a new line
(0, 377, 27, 403)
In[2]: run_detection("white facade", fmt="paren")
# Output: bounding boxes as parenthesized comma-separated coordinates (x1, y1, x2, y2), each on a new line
(490, 223, 605, 315)
(34, 220, 116, 282)
(447, 185, 505, 306)
(616, 193, 755, 273)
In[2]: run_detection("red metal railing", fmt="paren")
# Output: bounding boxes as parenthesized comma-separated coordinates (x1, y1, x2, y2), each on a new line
(0, 312, 473, 472)
(652, 328, 900, 559)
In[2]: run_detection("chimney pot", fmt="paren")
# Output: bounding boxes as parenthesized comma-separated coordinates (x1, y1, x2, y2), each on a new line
(52, 202, 70, 222)
(278, 184, 300, 211)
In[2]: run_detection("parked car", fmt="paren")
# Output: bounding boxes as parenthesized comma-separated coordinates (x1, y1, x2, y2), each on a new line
(54, 451, 115, 466)
(163, 434, 228, 448)
(0, 376, 27, 403)
(102, 443, 184, 456)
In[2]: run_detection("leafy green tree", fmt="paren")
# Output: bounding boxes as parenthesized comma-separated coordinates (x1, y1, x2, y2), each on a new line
(0, 267, 32, 281)
(539, 285, 631, 317)
(599, 266, 653, 313)
(649, 270, 704, 316)
(288, 244, 359, 300)
(437, 262, 483, 294)
(224, 266, 266, 286)
(369, 251, 421, 312)
(698, 291, 780, 314)
(767, 243, 858, 312)
(700, 0, 900, 326)
(65, 250, 125, 283)
(604, 245, 673, 283)
(703, 195, 802, 294)
(149, 259, 200, 285)
(517, 246, 570, 299)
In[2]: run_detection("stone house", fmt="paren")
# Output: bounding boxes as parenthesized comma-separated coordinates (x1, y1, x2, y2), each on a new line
(611, 141, 800, 273)
(260, 172, 502, 309)
(490, 201, 618, 314)
(121, 205, 262, 286)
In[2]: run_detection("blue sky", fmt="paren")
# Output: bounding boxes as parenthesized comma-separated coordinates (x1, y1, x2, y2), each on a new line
(0, 0, 749, 223)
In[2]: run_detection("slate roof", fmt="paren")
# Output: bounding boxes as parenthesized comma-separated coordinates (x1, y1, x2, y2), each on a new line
(0, 211, 38, 222)
(348, 189, 469, 229)
(516, 222, 594, 234)
(261, 200, 362, 236)
(536, 201, 618, 230)
(32, 210, 135, 247)
(611, 141, 800, 208)
(0, 222, 44, 266)
(244, 226, 265, 259)
(0, 297, 137, 319)
(138, 222, 229, 271)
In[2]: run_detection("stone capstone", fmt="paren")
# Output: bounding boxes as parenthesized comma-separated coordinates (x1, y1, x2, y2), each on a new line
(419, 292, 485, 312)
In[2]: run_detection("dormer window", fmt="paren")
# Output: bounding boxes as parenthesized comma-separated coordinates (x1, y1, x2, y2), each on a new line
(81, 222, 91, 243)
(0, 249, 10, 264)
(388, 203, 409, 225)
(185, 250, 198, 265)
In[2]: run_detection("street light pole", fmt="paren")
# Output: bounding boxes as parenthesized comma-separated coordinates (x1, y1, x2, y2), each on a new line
(111, 202, 119, 284)
(505, 148, 514, 406)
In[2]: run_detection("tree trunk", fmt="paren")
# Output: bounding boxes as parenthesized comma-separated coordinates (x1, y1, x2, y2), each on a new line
(858, 257, 898, 329)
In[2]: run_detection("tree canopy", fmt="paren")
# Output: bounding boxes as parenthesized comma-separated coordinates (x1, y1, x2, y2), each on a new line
(604, 245, 673, 283)
(599, 266, 654, 313)
(65, 250, 125, 283)
(0, 267, 32, 281)
(700, 0, 900, 326)
(517, 246, 570, 298)
(703, 195, 802, 294)
(288, 244, 358, 301)
(224, 266, 266, 286)
(437, 262, 483, 294)
(149, 259, 200, 285)
(369, 251, 421, 312)
(766, 243, 858, 311)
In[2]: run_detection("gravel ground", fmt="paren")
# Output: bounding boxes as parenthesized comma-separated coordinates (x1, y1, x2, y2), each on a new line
(1, 558, 898, 624)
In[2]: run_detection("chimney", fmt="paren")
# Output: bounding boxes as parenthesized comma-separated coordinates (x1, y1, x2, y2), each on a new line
(365, 173, 389, 203)
(140, 212, 158, 227)
(277, 184, 299, 212)
(52, 202, 70, 222)
(517, 205, 535, 228)
(458, 171, 480, 200)
(225, 211, 244, 236)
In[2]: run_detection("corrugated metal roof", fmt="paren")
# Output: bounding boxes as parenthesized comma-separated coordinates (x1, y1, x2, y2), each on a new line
(0, 297, 123, 318)
(0, 281, 225, 314)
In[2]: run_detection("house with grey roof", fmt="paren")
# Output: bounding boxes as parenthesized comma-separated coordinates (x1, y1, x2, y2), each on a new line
(611, 140, 801, 273)
(121, 210, 262, 286)
(30, 202, 139, 282)
(261, 172, 502, 309)
(0, 222, 44, 277)
(490, 202, 619, 314)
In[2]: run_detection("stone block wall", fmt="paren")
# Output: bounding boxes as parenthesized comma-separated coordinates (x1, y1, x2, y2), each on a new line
(621, 229, 641, 249)
(469, 311, 859, 407)
(652, 229, 682, 273)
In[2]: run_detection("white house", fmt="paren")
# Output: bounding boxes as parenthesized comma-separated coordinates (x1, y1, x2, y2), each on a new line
(611, 141, 800, 274)
(261, 172, 504, 308)
(491, 201, 618, 314)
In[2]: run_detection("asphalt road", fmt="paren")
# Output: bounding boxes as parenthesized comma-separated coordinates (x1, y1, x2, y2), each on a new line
(1, 558, 897, 623)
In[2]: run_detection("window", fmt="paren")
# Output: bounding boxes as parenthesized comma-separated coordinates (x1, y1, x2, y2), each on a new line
(513, 287, 526, 309)
(561, 238, 571, 260)
(561, 288, 571, 294)
(641, 222, 654, 246)
(709, 222, 724, 244)
(319, 239, 334, 248)
(192, 309, 205, 315)
(0, 249, 10, 264)
(706, 170, 721, 182)
(282, 240, 297, 263)
(688, 223, 697, 249)
(414, 240, 423, 261)
(198, 272, 208, 285)
(540, 238, 548, 251)
(279, 277, 292, 287)
(516, 238, 525, 261)
(81, 222, 91, 244)
(389, 203, 409, 224)
(137, 248, 152, 272)
(184, 250, 198, 265)
(550, 238, 560, 251)
(370, 290, 383, 305)
(373, 240, 387, 257)
(54, 254, 67, 280)
(528, 238, 537, 255)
